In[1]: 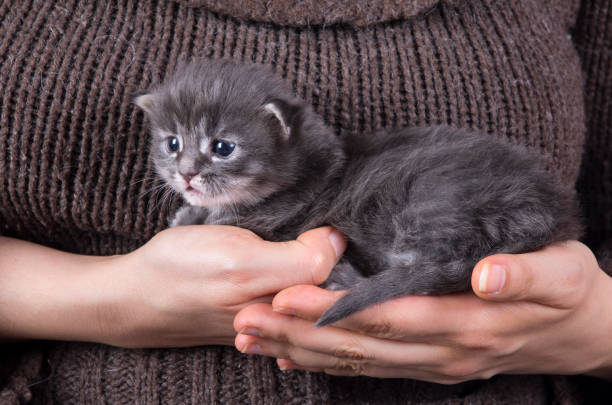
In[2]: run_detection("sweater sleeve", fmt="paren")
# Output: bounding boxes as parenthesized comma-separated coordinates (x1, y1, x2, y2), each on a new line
(573, 0, 612, 274)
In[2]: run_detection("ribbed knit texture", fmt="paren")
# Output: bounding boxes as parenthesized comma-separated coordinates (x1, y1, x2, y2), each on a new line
(173, 0, 446, 27)
(0, 0, 610, 403)
(574, 0, 612, 265)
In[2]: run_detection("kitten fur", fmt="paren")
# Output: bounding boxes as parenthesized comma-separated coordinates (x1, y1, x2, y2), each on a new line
(136, 60, 583, 327)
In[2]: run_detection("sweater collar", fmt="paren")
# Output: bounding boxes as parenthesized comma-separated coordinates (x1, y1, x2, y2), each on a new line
(173, 0, 447, 26)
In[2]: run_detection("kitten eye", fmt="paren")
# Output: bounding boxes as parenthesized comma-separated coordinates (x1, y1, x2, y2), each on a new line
(167, 136, 180, 153)
(212, 140, 235, 157)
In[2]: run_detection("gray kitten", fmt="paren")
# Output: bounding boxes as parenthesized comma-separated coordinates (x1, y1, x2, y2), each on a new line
(136, 60, 582, 327)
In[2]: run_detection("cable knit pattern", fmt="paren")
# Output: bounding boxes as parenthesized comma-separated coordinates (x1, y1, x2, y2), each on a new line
(0, 0, 610, 403)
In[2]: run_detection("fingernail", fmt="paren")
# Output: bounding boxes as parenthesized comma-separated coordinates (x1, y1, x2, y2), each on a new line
(273, 307, 296, 315)
(241, 343, 262, 355)
(478, 263, 506, 294)
(278, 359, 294, 371)
(329, 230, 346, 258)
(239, 327, 262, 337)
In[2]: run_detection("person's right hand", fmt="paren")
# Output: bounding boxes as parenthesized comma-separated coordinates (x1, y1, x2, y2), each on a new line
(98, 225, 345, 348)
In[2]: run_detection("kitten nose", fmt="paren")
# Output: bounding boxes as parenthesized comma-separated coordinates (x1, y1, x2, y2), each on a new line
(180, 171, 198, 183)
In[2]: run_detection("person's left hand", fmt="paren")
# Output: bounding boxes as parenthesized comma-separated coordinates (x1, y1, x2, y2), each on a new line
(234, 241, 612, 383)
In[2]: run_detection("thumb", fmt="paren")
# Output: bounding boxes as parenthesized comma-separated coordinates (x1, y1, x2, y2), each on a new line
(292, 226, 347, 284)
(471, 242, 589, 308)
(253, 227, 346, 294)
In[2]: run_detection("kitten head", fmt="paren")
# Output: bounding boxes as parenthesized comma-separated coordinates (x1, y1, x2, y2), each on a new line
(136, 60, 340, 208)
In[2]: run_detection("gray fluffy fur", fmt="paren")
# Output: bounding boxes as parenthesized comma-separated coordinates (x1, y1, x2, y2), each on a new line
(136, 60, 583, 327)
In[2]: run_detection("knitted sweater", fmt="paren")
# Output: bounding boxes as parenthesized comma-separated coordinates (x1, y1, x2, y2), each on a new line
(0, 0, 611, 403)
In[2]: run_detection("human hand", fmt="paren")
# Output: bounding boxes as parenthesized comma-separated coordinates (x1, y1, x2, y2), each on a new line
(234, 241, 612, 383)
(0, 226, 344, 348)
(98, 225, 345, 348)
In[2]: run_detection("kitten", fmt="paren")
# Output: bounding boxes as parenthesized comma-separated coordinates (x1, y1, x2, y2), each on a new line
(136, 60, 582, 327)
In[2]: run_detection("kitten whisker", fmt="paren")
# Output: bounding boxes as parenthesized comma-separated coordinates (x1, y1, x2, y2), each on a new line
(145, 183, 178, 216)
(224, 192, 241, 226)
(138, 182, 169, 199)
(162, 188, 179, 218)
(129, 175, 160, 188)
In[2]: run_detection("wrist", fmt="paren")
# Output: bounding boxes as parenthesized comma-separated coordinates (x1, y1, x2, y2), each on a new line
(584, 273, 612, 381)
(0, 237, 124, 343)
(52, 254, 126, 344)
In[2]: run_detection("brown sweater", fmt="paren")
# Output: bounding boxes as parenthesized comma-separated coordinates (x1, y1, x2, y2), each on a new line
(0, 0, 611, 403)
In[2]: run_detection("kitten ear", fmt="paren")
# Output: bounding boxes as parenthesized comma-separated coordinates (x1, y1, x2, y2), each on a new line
(134, 93, 156, 115)
(263, 99, 301, 140)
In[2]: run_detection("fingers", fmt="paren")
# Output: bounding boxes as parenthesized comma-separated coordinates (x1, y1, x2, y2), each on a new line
(271, 285, 343, 322)
(234, 303, 451, 369)
(471, 241, 596, 308)
(234, 304, 496, 383)
(251, 339, 457, 381)
(276, 358, 464, 382)
(271, 285, 490, 341)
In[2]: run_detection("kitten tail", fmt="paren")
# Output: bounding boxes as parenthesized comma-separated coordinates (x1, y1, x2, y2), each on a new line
(315, 269, 409, 328)
(315, 260, 471, 328)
